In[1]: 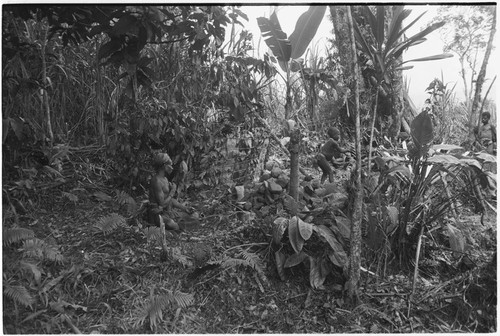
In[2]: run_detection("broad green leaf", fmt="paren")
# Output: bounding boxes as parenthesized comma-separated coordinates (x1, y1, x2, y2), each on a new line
(297, 217, 313, 240)
(459, 158, 483, 170)
(284, 251, 308, 268)
(309, 256, 325, 289)
(289, 6, 326, 59)
(334, 216, 351, 241)
(386, 165, 411, 180)
(427, 154, 461, 165)
(273, 217, 288, 245)
(314, 225, 344, 253)
(257, 13, 291, 71)
(283, 193, 299, 215)
(432, 144, 463, 152)
(384, 206, 398, 234)
(288, 216, 304, 253)
(327, 250, 348, 267)
(411, 111, 434, 150)
(476, 152, 497, 163)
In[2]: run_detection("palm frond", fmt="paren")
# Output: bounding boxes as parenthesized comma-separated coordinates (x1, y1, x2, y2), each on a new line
(95, 213, 126, 234)
(3, 227, 35, 246)
(3, 284, 34, 308)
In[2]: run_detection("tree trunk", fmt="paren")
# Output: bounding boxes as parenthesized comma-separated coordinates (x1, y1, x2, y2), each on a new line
(307, 79, 317, 129)
(387, 5, 404, 139)
(345, 5, 363, 307)
(96, 38, 105, 145)
(40, 24, 54, 144)
(288, 128, 301, 201)
(330, 5, 364, 122)
(285, 70, 293, 120)
(330, 6, 354, 79)
(470, 9, 496, 135)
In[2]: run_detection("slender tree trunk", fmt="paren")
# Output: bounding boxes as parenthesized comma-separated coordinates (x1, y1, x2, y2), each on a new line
(285, 66, 300, 200)
(40, 24, 54, 144)
(288, 128, 300, 201)
(330, 5, 364, 122)
(345, 5, 363, 306)
(285, 69, 292, 120)
(96, 38, 105, 145)
(459, 56, 471, 117)
(388, 7, 404, 139)
(470, 9, 496, 135)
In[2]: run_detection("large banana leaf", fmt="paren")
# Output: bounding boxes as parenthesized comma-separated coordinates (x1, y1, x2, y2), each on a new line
(289, 6, 326, 59)
(257, 12, 291, 72)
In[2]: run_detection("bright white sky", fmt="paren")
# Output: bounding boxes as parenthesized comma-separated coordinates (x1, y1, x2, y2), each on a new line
(230, 4, 498, 111)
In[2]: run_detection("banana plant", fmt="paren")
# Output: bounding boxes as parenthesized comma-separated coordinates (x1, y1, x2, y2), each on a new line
(353, 5, 453, 175)
(257, 6, 326, 118)
(257, 6, 326, 200)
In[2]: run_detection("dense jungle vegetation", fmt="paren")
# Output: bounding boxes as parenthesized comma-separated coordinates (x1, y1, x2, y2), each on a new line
(2, 4, 497, 333)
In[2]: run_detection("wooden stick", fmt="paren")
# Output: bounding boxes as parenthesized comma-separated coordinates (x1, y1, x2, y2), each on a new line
(408, 224, 424, 318)
(159, 216, 168, 253)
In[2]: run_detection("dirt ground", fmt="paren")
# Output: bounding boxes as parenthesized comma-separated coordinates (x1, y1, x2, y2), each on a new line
(2, 171, 497, 333)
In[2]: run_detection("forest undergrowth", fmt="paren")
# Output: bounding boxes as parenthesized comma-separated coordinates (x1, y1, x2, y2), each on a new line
(2, 145, 496, 334)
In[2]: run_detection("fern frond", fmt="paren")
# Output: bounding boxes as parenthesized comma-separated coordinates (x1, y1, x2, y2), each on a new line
(144, 227, 162, 244)
(168, 291, 195, 308)
(135, 291, 194, 330)
(22, 238, 64, 263)
(42, 244, 64, 263)
(3, 228, 35, 246)
(221, 257, 255, 269)
(239, 250, 264, 273)
(3, 284, 34, 308)
(239, 250, 268, 285)
(116, 191, 138, 215)
(95, 213, 126, 233)
(21, 238, 45, 259)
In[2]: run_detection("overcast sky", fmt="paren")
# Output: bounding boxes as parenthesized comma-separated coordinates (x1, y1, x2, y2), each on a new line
(231, 4, 498, 111)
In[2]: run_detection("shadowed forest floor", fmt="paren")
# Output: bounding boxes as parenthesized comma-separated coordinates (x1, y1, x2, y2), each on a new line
(2, 163, 496, 333)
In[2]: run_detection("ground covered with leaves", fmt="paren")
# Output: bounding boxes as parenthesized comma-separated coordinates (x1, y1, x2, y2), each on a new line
(3, 162, 497, 334)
